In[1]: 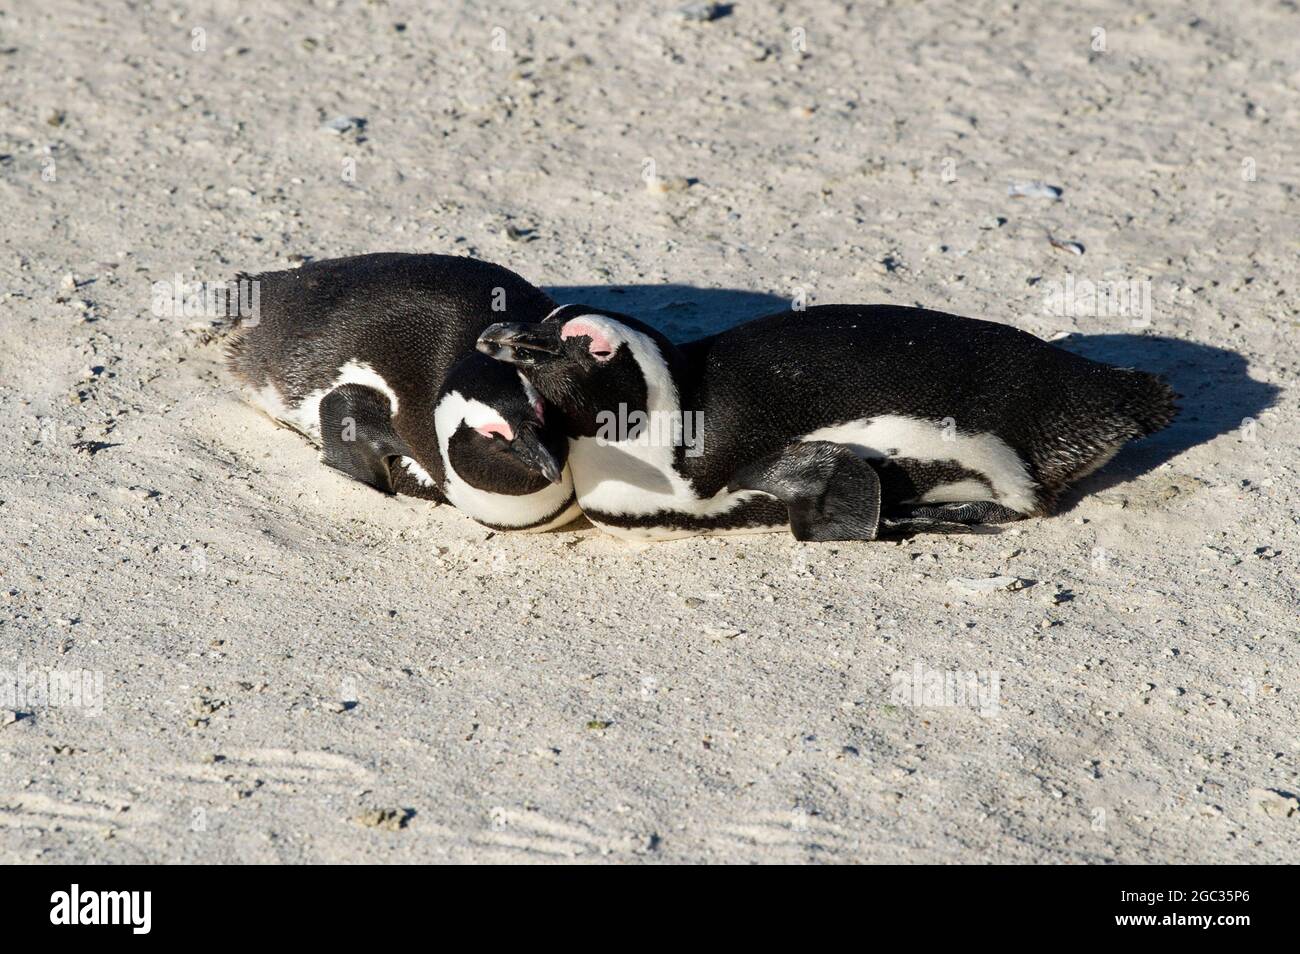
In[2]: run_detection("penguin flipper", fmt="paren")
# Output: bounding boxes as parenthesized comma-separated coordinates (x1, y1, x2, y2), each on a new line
(886, 501, 1023, 526)
(879, 517, 1002, 537)
(318, 384, 413, 495)
(728, 440, 881, 542)
(877, 501, 1017, 537)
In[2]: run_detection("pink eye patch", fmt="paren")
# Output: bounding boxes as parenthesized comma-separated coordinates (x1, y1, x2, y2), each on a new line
(561, 318, 615, 360)
(475, 421, 514, 441)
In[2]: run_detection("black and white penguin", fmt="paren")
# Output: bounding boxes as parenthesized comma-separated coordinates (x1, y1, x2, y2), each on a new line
(225, 253, 580, 532)
(476, 304, 1178, 541)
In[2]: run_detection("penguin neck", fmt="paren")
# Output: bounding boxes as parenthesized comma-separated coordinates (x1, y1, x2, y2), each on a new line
(589, 323, 685, 472)
(631, 325, 688, 413)
(567, 330, 721, 517)
(558, 326, 782, 537)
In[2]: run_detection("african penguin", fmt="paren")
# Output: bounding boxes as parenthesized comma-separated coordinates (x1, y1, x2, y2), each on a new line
(476, 304, 1178, 542)
(224, 253, 580, 532)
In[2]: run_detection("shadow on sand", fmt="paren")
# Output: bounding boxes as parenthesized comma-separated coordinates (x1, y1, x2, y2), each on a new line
(546, 283, 785, 343)
(545, 284, 1280, 497)
(1056, 333, 1280, 500)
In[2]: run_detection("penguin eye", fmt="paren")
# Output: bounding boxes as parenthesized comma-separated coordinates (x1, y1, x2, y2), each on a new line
(474, 421, 514, 441)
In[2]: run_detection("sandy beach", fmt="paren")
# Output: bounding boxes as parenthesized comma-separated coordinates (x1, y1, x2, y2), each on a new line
(1, 0, 1296, 862)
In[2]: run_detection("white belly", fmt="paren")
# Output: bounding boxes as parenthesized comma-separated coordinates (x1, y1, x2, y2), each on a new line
(568, 437, 783, 541)
(568, 437, 754, 516)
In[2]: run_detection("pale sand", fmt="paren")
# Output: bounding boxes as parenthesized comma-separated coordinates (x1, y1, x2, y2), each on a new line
(0, 0, 1296, 862)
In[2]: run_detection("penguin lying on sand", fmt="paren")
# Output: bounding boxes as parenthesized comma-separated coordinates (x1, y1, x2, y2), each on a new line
(476, 304, 1177, 542)
(225, 253, 580, 532)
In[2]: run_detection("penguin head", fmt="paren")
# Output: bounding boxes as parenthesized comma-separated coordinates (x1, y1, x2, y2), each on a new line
(431, 354, 576, 530)
(476, 305, 682, 437)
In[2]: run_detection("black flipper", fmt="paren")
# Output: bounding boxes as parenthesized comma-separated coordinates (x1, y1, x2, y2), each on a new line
(878, 516, 1001, 537)
(728, 441, 882, 542)
(887, 501, 1024, 525)
(318, 384, 413, 495)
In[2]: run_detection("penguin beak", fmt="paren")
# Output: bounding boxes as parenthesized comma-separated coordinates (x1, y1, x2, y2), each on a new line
(477, 323, 563, 366)
(511, 426, 564, 485)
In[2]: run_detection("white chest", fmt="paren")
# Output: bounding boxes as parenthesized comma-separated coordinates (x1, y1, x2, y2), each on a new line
(568, 436, 781, 540)
(569, 436, 751, 516)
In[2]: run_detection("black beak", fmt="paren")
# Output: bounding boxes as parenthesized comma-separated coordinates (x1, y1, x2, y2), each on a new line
(477, 323, 564, 366)
(511, 426, 564, 485)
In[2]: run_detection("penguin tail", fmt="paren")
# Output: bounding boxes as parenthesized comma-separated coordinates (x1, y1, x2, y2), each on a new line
(217, 271, 260, 373)
(1035, 367, 1179, 497)
(1118, 368, 1179, 438)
